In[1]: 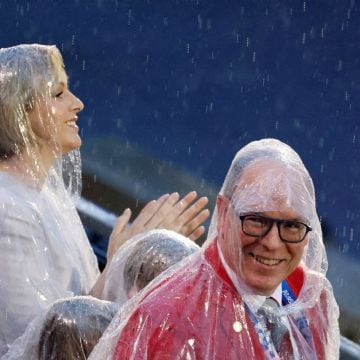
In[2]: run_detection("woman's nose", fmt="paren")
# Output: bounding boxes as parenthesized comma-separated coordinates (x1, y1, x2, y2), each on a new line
(71, 92, 84, 112)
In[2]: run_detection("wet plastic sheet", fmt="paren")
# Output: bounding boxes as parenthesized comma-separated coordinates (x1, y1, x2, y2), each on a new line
(90, 139, 340, 360)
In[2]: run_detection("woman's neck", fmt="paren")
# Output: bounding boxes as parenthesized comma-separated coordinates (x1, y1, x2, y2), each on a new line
(0, 145, 57, 187)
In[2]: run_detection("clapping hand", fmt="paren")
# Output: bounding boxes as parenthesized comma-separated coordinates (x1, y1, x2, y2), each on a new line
(107, 191, 210, 262)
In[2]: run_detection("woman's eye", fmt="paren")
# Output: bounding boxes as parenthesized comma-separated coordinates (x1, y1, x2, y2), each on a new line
(55, 91, 64, 98)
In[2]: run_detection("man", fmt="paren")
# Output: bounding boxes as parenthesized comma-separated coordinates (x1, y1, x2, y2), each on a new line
(101, 139, 340, 359)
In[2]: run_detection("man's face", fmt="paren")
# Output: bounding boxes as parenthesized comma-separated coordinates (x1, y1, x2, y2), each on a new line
(217, 160, 310, 296)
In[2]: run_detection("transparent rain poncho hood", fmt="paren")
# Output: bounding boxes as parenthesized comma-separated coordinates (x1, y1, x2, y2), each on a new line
(0, 44, 99, 356)
(90, 139, 340, 360)
(101, 229, 200, 304)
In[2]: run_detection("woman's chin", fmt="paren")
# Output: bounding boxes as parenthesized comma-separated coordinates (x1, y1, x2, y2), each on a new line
(61, 138, 82, 154)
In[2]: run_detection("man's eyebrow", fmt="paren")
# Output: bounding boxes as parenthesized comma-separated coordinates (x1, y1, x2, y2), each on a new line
(248, 212, 307, 222)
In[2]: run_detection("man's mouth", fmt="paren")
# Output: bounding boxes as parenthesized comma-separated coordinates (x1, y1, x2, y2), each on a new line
(250, 253, 282, 266)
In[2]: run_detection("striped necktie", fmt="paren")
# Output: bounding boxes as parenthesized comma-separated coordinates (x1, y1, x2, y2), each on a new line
(257, 297, 294, 359)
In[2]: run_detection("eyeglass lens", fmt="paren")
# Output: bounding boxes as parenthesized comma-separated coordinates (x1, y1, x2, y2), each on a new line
(242, 215, 308, 242)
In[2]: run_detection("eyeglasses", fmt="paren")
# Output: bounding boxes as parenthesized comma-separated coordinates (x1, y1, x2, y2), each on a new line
(238, 214, 312, 243)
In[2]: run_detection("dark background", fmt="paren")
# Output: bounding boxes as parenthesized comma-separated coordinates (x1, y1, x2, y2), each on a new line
(1, 0, 360, 258)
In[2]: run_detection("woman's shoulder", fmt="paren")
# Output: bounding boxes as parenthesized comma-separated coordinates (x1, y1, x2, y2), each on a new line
(0, 174, 43, 234)
(0, 171, 40, 207)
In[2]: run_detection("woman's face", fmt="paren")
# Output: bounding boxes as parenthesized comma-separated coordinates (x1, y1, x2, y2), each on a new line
(28, 70, 84, 154)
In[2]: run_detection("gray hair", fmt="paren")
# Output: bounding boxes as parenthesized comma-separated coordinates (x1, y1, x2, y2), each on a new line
(123, 232, 199, 294)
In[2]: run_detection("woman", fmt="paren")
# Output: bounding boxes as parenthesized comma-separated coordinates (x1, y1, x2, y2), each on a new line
(0, 44, 209, 356)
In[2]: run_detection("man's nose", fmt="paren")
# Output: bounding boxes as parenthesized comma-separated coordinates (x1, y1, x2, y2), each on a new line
(259, 223, 283, 249)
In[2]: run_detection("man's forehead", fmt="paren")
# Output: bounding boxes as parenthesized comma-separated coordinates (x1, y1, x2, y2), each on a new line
(230, 158, 311, 220)
(234, 158, 287, 190)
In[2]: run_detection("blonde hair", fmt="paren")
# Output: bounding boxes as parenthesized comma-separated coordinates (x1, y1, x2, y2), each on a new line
(0, 44, 66, 158)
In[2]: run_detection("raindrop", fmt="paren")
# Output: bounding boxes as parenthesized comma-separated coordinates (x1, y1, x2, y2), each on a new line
(116, 118, 123, 128)
(127, 9, 132, 26)
(186, 43, 190, 54)
(197, 14, 203, 30)
(206, 19, 212, 30)
(117, 86, 122, 96)
(337, 60, 343, 71)
(252, 52, 256, 62)
(302, 32, 306, 44)
(347, 8, 351, 19)
(303, 2, 306, 12)
(82, 60, 86, 71)
(349, 228, 354, 242)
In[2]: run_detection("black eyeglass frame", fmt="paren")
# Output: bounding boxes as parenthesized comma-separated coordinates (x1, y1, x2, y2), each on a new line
(238, 214, 312, 243)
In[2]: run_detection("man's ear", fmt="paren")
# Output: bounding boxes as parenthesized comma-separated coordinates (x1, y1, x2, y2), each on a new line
(216, 195, 230, 230)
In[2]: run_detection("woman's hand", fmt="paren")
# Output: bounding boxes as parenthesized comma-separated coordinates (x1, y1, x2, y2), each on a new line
(107, 191, 210, 262)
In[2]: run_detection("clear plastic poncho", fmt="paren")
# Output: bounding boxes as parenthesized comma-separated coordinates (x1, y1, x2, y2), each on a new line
(101, 229, 200, 304)
(0, 44, 99, 356)
(90, 138, 340, 360)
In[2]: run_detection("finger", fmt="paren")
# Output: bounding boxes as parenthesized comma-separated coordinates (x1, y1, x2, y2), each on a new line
(131, 194, 169, 229)
(144, 192, 180, 229)
(169, 196, 209, 229)
(179, 208, 210, 237)
(161, 191, 198, 226)
(107, 209, 132, 261)
(188, 226, 206, 242)
(111, 208, 131, 236)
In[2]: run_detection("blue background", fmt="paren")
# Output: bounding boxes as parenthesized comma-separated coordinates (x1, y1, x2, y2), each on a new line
(1, 0, 359, 256)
